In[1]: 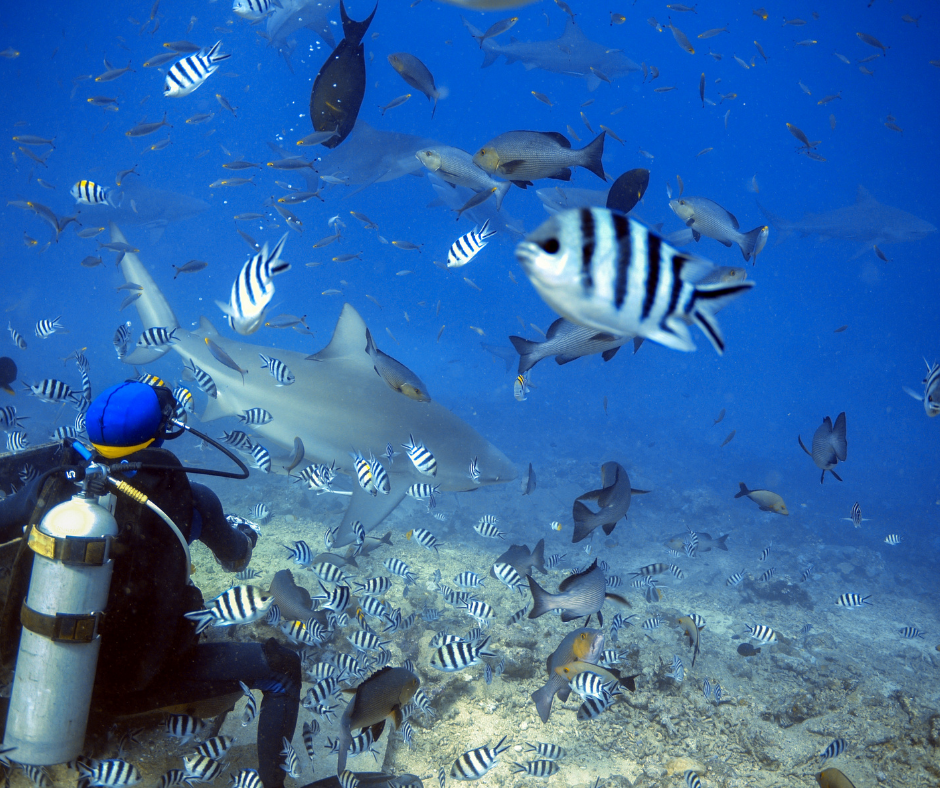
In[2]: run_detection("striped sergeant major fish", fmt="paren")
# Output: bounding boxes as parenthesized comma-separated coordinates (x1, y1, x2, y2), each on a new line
(233, 0, 278, 21)
(446, 219, 497, 268)
(369, 452, 391, 494)
(350, 449, 378, 495)
(184, 358, 218, 397)
(7, 321, 26, 349)
(231, 770, 262, 788)
(70, 179, 118, 207)
(24, 378, 79, 405)
(259, 353, 295, 386)
(183, 585, 273, 634)
(5, 431, 27, 452)
(77, 759, 141, 787)
(164, 41, 230, 97)
(401, 433, 437, 476)
(744, 623, 777, 643)
(184, 754, 223, 783)
(250, 444, 272, 473)
(450, 736, 509, 780)
(836, 593, 872, 608)
(511, 760, 559, 777)
(216, 233, 290, 335)
(0, 405, 25, 429)
(884, 534, 901, 546)
(238, 407, 273, 425)
(284, 540, 313, 566)
(113, 321, 132, 358)
(820, 737, 847, 760)
(904, 359, 940, 417)
(516, 208, 755, 354)
(136, 326, 180, 348)
(35, 316, 65, 339)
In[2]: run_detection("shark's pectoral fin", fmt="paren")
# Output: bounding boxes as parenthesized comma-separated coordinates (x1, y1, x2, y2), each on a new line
(336, 485, 409, 545)
(585, 72, 601, 92)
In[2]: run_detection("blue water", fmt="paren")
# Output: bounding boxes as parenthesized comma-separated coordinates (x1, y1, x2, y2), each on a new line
(2, 0, 938, 784)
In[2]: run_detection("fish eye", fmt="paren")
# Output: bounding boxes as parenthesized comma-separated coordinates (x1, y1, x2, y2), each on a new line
(538, 238, 561, 254)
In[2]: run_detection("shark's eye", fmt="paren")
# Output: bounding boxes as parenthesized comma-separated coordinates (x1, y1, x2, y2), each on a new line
(539, 238, 560, 254)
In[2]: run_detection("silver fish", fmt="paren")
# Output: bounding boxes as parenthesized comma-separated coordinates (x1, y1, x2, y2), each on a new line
(798, 412, 847, 483)
(669, 196, 769, 262)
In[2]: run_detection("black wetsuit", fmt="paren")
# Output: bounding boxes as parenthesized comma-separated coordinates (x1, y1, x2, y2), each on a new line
(0, 446, 299, 788)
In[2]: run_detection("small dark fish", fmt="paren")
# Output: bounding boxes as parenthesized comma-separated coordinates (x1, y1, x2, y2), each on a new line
(80, 255, 103, 268)
(699, 72, 705, 106)
(720, 429, 736, 447)
(713, 408, 726, 424)
(737, 643, 761, 657)
(364, 327, 430, 402)
(388, 53, 443, 117)
(126, 113, 171, 138)
(873, 245, 890, 262)
(606, 168, 649, 214)
(856, 32, 888, 55)
(834, 325, 848, 333)
(455, 186, 497, 218)
(786, 122, 812, 148)
(173, 260, 208, 278)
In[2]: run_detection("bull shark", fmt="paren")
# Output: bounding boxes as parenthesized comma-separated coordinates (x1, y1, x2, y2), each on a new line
(758, 186, 936, 256)
(110, 222, 516, 545)
(464, 19, 640, 91)
(261, 0, 338, 70)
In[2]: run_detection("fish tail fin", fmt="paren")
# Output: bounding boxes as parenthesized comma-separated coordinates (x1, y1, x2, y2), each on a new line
(508, 335, 539, 375)
(531, 538, 546, 574)
(734, 482, 750, 498)
(530, 682, 555, 723)
(903, 385, 924, 402)
(580, 132, 607, 181)
(689, 280, 756, 354)
(831, 412, 847, 461)
(494, 180, 510, 211)
(715, 533, 730, 551)
(571, 500, 596, 543)
(526, 574, 556, 618)
(740, 224, 769, 262)
(755, 200, 792, 245)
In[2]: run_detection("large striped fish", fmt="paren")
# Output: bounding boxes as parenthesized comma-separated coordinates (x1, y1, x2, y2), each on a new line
(515, 208, 754, 354)
(216, 234, 290, 335)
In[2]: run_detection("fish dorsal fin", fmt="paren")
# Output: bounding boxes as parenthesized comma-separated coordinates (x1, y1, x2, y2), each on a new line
(198, 315, 222, 340)
(545, 317, 566, 340)
(308, 303, 373, 369)
(541, 131, 571, 148)
(856, 185, 876, 204)
(559, 558, 598, 591)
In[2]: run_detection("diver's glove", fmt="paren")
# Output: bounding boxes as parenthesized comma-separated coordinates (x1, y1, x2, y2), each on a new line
(235, 522, 259, 549)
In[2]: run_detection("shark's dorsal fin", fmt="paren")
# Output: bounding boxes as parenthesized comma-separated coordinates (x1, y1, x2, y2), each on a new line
(856, 185, 876, 204)
(308, 303, 373, 369)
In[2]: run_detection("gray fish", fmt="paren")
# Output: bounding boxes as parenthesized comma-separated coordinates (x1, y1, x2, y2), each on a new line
(572, 461, 649, 543)
(125, 113, 171, 138)
(664, 531, 728, 552)
(473, 130, 606, 184)
(491, 539, 545, 580)
(509, 316, 634, 374)
(388, 53, 444, 117)
(669, 197, 769, 262)
(522, 462, 536, 495)
(172, 259, 208, 278)
(364, 327, 430, 402)
(758, 186, 936, 256)
(335, 666, 419, 775)
(204, 337, 248, 383)
(527, 559, 629, 624)
(466, 18, 640, 91)
(799, 412, 847, 483)
(530, 628, 603, 723)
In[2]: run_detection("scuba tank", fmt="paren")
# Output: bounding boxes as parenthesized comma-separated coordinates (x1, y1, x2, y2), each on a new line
(2, 465, 118, 765)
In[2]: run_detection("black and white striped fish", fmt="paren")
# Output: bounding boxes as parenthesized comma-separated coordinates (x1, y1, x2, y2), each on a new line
(250, 503, 270, 522)
(402, 433, 437, 476)
(239, 407, 273, 425)
(250, 444, 272, 473)
(758, 546, 771, 561)
(576, 692, 615, 721)
(511, 760, 559, 777)
(312, 582, 350, 612)
(820, 738, 847, 760)
(369, 452, 391, 494)
(850, 501, 862, 527)
(35, 316, 65, 339)
(230, 769, 262, 788)
(183, 754, 222, 784)
(233, 0, 278, 21)
(507, 605, 529, 625)
(642, 615, 664, 631)
(516, 208, 755, 354)
(136, 327, 179, 349)
(217, 234, 290, 335)
(632, 563, 670, 577)
(185, 358, 218, 398)
(836, 593, 872, 608)
(884, 534, 901, 546)
(164, 41, 230, 97)
(351, 450, 378, 496)
(311, 561, 349, 585)
(460, 599, 495, 623)
(407, 527, 440, 554)
(284, 540, 314, 566)
(51, 426, 78, 441)
(745, 623, 777, 643)
(903, 359, 940, 417)
(384, 557, 416, 584)
(356, 577, 392, 595)
(71, 180, 114, 206)
(757, 567, 776, 582)
(666, 654, 684, 682)
(7, 321, 26, 349)
(301, 721, 318, 760)
(468, 456, 481, 484)
(473, 519, 505, 539)
(195, 735, 234, 761)
(221, 430, 254, 451)
(183, 585, 273, 634)
(685, 771, 703, 788)
(173, 386, 194, 415)
(524, 742, 564, 761)
(259, 353, 295, 386)
(899, 626, 925, 639)
(450, 736, 509, 780)
(156, 769, 192, 788)
(239, 681, 257, 726)
(25, 379, 78, 405)
(164, 713, 207, 743)
(702, 677, 711, 699)
(406, 482, 439, 501)
(455, 572, 485, 588)
(113, 321, 132, 358)
(447, 220, 497, 268)
(492, 562, 525, 592)
(726, 570, 745, 587)
(76, 758, 141, 787)
(294, 462, 335, 493)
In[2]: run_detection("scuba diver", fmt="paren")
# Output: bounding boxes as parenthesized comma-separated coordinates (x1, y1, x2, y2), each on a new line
(0, 380, 300, 788)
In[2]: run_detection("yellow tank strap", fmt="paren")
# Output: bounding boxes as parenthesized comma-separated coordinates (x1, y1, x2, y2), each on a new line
(20, 602, 100, 643)
(27, 524, 111, 565)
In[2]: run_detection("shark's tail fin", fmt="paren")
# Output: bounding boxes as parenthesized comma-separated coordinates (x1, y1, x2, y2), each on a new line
(740, 224, 770, 262)
(755, 200, 793, 245)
